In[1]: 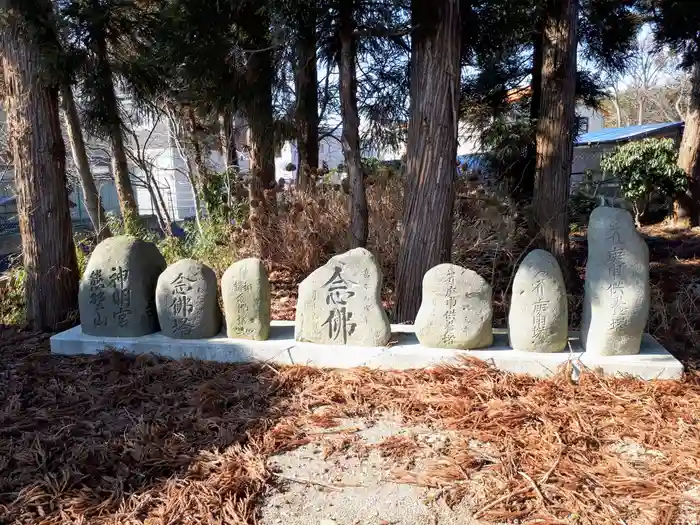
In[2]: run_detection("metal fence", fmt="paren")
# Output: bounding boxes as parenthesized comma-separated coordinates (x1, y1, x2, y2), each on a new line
(571, 171, 622, 200)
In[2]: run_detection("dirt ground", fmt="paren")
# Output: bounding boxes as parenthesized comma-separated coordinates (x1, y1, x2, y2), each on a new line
(1, 326, 700, 525)
(1, 224, 699, 525)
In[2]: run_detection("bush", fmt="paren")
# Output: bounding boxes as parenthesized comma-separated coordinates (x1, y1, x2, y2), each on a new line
(600, 138, 687, 226)
(569, 192, 598, 230)
(0, 263, 25, 326)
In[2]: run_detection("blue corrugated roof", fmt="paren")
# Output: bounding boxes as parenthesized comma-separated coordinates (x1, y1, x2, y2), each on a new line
(575, 121, 683, 146)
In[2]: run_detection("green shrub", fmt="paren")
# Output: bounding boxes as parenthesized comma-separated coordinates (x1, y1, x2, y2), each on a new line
(0, 264, 26, 326)
(569, 192, 598, 229)
(600, 138, 687, 226)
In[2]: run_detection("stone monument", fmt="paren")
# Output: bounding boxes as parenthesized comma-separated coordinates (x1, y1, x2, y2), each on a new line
(221, 258, 271, 340)
(414, 264, 493, 349)
(78, 236, 166, 337)
(508, 249, 568, 352)
(155, 259, 221, 339)
(295, 247, 390, 346)
(581, 206, 650, 356)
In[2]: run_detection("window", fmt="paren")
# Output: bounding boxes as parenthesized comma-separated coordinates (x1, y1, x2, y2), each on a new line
(577, 116, 589, 134)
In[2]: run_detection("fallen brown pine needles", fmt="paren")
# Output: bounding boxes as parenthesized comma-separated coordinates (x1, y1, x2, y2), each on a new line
(1, 330, 700, 525)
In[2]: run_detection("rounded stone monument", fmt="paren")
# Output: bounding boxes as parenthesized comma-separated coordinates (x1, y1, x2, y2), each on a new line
(508, 249, 568, 353)
(155, 258, 221, 339)
(414, 263, 493, 349)
(221, 258, 271, 340)
(78, 235, 166, 337)
(581, 206, 650, 356)
(295, 247, 390, 346)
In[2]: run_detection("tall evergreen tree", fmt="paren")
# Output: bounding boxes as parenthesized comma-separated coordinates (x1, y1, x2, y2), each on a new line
(649, 0, 700, 225)
(0, 0, 79, 330)
(292, 0, 320, 189)
(531, 0, 579, 274)
(56, 0, 152, 234)
(394, 0, 461, 322)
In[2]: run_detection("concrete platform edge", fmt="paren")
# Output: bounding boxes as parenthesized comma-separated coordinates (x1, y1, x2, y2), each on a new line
(50, 321, 684, 380)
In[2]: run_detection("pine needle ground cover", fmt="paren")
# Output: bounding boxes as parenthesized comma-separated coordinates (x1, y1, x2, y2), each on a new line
(1, 328, 699, 525)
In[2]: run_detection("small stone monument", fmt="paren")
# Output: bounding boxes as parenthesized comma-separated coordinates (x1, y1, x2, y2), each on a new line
(508, 249, 568, 353)
(221, 258, 271, 340)
(79, 235, 166, 337)
(295, 247, 390, 346)
(155, 259, 221, 339)
(581, 206, 650, 356)
(414, 264, 493, 349)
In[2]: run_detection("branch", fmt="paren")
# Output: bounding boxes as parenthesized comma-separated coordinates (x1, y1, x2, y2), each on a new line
(353, 24, 416, 39)
(318, 65, 337, 123)
(319, 121, 342, 142)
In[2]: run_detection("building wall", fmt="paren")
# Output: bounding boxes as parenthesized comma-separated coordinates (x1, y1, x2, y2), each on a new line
(576, 105, 605, 135)
(276, 136, 345, 183)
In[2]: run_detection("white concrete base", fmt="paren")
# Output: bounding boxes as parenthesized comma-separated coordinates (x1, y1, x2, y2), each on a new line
(50, 321, 684, 380)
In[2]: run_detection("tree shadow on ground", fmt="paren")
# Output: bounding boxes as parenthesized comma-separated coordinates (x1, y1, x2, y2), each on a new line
(0, 328, 311, 524)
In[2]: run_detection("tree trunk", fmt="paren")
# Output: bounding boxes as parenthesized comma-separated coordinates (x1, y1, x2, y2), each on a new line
(637, 95, 644, 126)
(221, 109, 239, 170)
(676, 62, 700, 226)
(339, 0, 367, 248)
(518, 17, 546, 203)
(295, 6, 319, 190)
(144, 179, 168, 234)
(1, 0, 79, 330)
(95, 30, 140, 233)
(244, 9, 276, 254)
(612, 93, 622, 128)
(152, 178, 173, 232)
(394, 0, 461, 323)
(187, 107, 213, 216)
(531, 0, 578, 277)
(60, 82, 111, 240)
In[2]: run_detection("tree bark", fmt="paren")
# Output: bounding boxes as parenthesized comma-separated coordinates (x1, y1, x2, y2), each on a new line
(1, 0, 79, 330)
(95, 30, 140, 233)
(187, 107, 213, 216)
(221, 109, 239, 170)
(339, 0, 367, 248)
(518, 17, 546, 203)
(612, 93, 622, 128)
(531, 0, 578, 277)
(676, 62, 700, 226)
(244, 9, 276, 254)
(295, 5, 319, 190)
(59, 82, 111, 240)
(394, 0, 460, 323)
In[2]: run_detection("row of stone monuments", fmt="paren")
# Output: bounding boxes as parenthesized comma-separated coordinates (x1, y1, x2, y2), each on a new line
(78, 206, 650, 357)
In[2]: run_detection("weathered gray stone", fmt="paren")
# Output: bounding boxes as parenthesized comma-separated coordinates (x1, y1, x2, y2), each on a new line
(155, 259, 221, 339)
(582, 206, 650, 356)
(414, 264, 493, 349)
(508, 249, 568, 353)
(295, 247, 390, 346)
(221, 258, 271, 340)
(79, 235, 166, 337)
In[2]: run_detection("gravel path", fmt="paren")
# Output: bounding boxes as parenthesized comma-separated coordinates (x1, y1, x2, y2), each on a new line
(259, 414, 479, 525)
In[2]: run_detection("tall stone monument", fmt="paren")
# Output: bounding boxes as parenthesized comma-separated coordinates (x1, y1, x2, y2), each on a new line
(295, 247, 391, 346)
(78, 236, 166, 337)
(508, 249, 568, 353)
(221, 258, 271, 340)
(582, 206, 650, 356)
(414, 264, 493, 349)
(156, 259, 221, 339)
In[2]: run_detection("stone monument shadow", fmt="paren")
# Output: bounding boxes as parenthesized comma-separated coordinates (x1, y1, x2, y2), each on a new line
(1, 347, 303, 523)
(390, 327, 512, 351)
